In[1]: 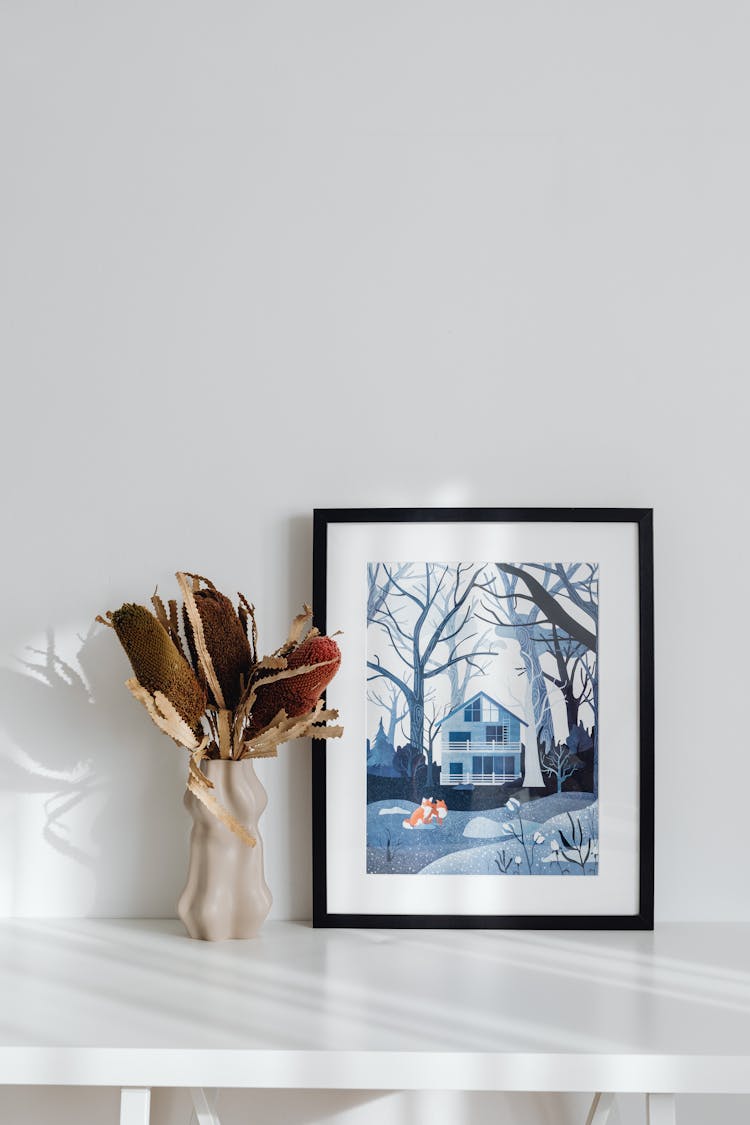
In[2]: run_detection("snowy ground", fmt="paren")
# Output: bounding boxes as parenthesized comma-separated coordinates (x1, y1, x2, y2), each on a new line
(367, 793, 597, 875)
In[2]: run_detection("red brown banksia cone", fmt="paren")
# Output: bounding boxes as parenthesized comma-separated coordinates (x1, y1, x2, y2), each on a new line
(247, 634, 341, 736)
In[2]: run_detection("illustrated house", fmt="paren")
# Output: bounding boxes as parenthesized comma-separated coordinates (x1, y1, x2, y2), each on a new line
(439, 691, 527, 786)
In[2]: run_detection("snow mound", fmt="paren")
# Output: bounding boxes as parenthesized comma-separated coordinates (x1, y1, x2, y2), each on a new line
(378, 806, 412, 816)
(522, 792, 595, 823)
(544, 800, 598, 840)
(463, 816, 504, 839)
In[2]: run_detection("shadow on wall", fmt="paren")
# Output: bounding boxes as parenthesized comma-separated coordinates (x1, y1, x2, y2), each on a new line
(0, 623, 189, 916)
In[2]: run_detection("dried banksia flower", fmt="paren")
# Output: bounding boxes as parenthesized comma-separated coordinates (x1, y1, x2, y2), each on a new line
(111, 603, 206, 730)
(248, 634, 341, 736)
(182, 588, 253, 709)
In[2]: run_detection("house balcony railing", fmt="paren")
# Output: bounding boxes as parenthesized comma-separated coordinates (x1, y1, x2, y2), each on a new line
(439, 741, 523, 786)
(440, 741, 522, 754)
(439, 770, 521, 786)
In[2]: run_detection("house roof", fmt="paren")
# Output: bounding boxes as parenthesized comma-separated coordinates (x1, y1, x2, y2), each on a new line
(441, 690, 529, 728)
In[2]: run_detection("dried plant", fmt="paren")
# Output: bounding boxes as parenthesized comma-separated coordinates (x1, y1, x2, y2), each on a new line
(182, 584, 253, 709)
(109, 603, 207, 732)
(247, 633, 342, 737)
(98, 572, 343, 844)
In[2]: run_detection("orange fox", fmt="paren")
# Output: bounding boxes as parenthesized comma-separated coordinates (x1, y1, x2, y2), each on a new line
(432, 799, 448, 826)
(402, 799, 435, 829)
(402, 798, 448, 829)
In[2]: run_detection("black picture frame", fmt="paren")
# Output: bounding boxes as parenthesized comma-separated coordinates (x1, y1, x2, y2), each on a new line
(312, 508, 654, 930)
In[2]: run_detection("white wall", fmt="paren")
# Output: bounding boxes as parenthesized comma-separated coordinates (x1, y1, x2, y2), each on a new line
(1, 1, 749, 1121)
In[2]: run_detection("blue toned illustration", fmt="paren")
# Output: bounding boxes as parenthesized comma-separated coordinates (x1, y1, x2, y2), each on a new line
(366, 563, 599, 875)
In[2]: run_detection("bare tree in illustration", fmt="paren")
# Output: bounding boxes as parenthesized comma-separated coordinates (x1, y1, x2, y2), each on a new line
(478, 563, 598, 790)
(477, 570, 555, 786)
(423, 696, 452, 788)
(498, 563, 599, 778)
(367, 563, 495, 755)
(367, 563, 410, 624)
(367, 681, 408, 747)
(540, 741, 583, 794)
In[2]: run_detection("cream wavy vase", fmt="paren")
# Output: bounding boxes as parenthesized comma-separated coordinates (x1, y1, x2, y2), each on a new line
(178, 759, 272, 940)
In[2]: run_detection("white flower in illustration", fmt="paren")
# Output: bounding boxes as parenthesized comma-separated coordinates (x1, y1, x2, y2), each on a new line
(505, 797, 520, 810)
(502, 823, 514, 834)
(533, 832, 545, 844)
(514, 856, 522, 865)
(550, 839, 560, 852)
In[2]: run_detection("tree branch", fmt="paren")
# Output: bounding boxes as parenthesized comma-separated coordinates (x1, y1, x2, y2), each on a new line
(495, 564, 597, 651)
(425, 649, 496, 678)
(383, 565, 425, 611)
(366, 658, 414, 702)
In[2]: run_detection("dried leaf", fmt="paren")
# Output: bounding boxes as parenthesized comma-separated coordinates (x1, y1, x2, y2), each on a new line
(182, 571, 218, 592)
(177, 571, 226, 710)
(254, 656, 288, 672)
(240, 698, 342, 758)
(311, 707, 340, 723)
(154, 691, 204, 750)
(126, 678, 203, 750)
(188, 752, 214, 789)
(151, 593, 169, 631)
(186, 771, 256, 847)
(217, 708, 232, 760)
(251, 658, 337, 689)
(167, 599, 187, 659)
(310, 724, 344, 740)
(238, 593, 257, 664)
(274, 604, 313, 656)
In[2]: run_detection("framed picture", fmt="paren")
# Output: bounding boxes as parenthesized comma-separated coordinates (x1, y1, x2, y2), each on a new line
(312, 508, 653, 929)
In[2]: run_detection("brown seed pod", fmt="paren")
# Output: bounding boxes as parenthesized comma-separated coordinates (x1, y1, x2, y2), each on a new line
(110, 603, 206, 730)
(182, 588, 253, 709)
(247, 634, 341, 736)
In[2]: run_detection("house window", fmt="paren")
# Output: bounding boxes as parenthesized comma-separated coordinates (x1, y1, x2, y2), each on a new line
(449, 762, 464, 778)
(449, 732, 470, 750)
(483, 757, 494, 777)
(494, 754, 516, 775)
(485, 702, 500, 722)
(464, 699, 481, 723)
(486, 724, 509, 744)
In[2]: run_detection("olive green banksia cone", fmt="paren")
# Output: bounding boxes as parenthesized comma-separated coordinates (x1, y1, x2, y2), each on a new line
(183, 588, 253, 709)
(111, 603, 206, 729)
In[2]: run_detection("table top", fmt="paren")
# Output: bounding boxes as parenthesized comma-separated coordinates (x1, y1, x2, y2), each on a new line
(1, 919, 749, 1092)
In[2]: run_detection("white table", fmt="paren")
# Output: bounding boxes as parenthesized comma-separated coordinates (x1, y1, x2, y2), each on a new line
(1, 919, 748, 1125)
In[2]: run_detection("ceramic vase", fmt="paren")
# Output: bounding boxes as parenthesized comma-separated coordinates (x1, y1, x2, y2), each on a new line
(178, 758, 272, 941)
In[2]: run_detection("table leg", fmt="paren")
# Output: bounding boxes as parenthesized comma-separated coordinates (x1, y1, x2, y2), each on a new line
(585, 1092, 616, 1124)
(120, 1088, 151, 1125)
(647, 1094, 677, 1124)
(190, 1087, 222, 1125)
